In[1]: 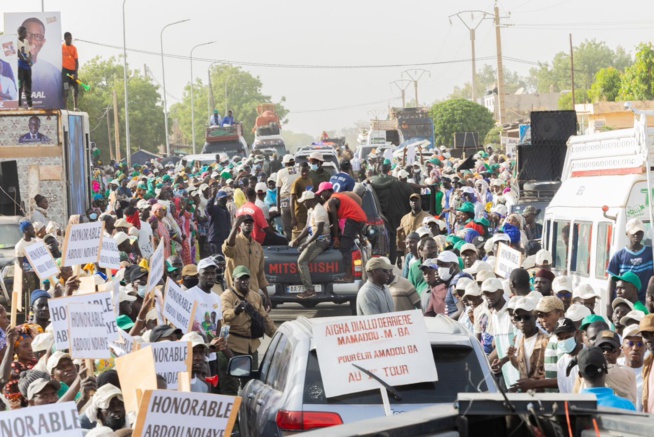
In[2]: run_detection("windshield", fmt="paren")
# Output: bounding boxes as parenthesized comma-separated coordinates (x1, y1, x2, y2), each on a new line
(0, 224, 22, 249)
(202, 140, 246, 157)
(303, 345, 488, 405)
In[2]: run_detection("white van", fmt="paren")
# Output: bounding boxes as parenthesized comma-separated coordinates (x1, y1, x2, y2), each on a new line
(542, 115, 654, 316)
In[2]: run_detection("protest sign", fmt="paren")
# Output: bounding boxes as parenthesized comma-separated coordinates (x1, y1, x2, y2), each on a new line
(133, 390, 240, 437)
(61, 222, 104, 267)
(23, 240, 59, 281)
(99, 236, 121, 270)
(0, 401, 82, 436)
(494, 242, 523, 279)
(112, 280, 120, 316)
(146, 240, 164, 294)
(49, 291, 118, 350)
(163, 278, 198, 333)
(110, 330, 135, 357)
(115, 346, 158, 413)
(140, 341, 192, 390)
(67, 303, 111, 359)
(313, 310, 437, 398)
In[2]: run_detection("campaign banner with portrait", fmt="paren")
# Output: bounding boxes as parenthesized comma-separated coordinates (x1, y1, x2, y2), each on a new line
(4, 12, 63, 109)
(0, 34, 19, 109)
(0, 114, 58, 146)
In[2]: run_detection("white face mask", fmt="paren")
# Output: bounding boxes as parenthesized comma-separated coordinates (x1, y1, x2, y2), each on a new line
(137, 285, 147, 298)
(437, 267, 452, 282)
(443, 152, 451, 159)
(557, 336, 576, 354)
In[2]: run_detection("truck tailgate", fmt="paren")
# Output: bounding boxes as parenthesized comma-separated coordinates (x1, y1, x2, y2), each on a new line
(264, 246, 344, 284)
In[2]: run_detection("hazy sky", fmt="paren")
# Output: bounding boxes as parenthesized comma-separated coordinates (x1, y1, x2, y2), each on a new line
(2, 0, 651, 138)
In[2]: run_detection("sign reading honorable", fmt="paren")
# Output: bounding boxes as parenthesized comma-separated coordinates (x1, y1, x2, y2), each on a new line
(163, 278, 198, 333)
(494, 242, 523, 279)
(67, 303, 111, 359)
(133, 390, 240, 437)
(0, 401, 83, 436)
(99, 236, 121, 270)
(61, 222, 104, 267)
(140, 341, 192, 390)
(23, 240, 60, 280)
(313, 310, 437, 398)
(146, 240, 165, 294)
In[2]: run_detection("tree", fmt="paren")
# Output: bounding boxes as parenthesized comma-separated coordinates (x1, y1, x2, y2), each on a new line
(588, 67, 622, 102)
(557, 89, 589, 110)
(170, 64, 288, 146)
(449, 65, 529, 100)
(618, 43, 654, 101)
(78, 56, 166, 162)
(281, 131, 316, 152)
(430, 99, 495, 147)
(484, 125, 502, 146)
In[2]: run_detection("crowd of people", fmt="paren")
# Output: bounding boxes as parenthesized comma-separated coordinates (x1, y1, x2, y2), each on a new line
(1, 140, 653, 435)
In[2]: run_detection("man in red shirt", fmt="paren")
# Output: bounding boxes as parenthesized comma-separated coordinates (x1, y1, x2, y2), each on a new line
(237, 187, 287, 246)
(317, 182, 367, 281)
(61, 32, 79, 110)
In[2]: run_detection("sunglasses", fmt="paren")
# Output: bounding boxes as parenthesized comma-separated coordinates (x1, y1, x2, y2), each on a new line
(513, 314, 532, 322)
(556, 292, 572, 299)
(599, 346, 618, 354)
(625, 340, 644, 347)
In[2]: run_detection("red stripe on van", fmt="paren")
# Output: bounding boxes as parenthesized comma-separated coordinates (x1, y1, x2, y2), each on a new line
(571, 167, 643, 177)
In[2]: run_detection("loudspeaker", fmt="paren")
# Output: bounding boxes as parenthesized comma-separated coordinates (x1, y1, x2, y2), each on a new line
(0, 161, 22, 216)
(517, 144, 567, 182)
(454, 132, 480, 149)
(530, 110, 577, 144)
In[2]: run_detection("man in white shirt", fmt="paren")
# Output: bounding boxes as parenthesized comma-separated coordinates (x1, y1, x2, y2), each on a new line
(555, 318, 584, 393)
(484, 278, 519, 390)
(276, 155, 299, 239)
(254, 182, 270, 220)
(617, 324, 646, 410)
(15, 221, 40, 294)
(290, 191, 330, 299)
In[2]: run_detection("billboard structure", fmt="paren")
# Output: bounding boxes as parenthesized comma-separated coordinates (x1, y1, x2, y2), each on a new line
(0, 35, 19, 109)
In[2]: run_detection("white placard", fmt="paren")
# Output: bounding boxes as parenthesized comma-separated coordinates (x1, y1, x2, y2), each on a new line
(112, 280, 120, 317)
(313, 310, 437, 398)
(49, 291, 118, 350)
(0, 401, 82, 436)
(141, 341, 192, 390)
(146, 240, 165, 294)
(494, 242, 523, 279)
(99, 236, 121, 270)
(133, 390, 240, 437)
(61, 222, 104, 267)
(163, 278, 198, 333)
(110, 330, 135, 357)
(67, 303, 111, 359)
(23, 240, 60, 280)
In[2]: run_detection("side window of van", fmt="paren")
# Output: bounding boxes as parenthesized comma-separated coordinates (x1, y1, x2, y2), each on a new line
(595, 222, 613, 279)
(552, 220, 570, 268)
(571, 222, 592, 275)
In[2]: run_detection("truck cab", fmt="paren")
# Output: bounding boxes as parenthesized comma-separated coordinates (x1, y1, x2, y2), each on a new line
(201, 123, 248, 157)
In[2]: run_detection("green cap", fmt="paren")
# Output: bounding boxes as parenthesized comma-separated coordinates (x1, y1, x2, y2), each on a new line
(475, 217, 491, 227)
(162, 175, 172, 183)
(221, 171, 232, 180)
(580, 314, 606, 331)
(166, 261, 179, 273)
(116, 314, 135, 330)
(612, 271, 642, 291)
(457, 202, 475, 214)
(446, 235, 463, 245)
(428, 158, 442, 166)
(383, 159, 391, 165)
(453, 240, 466, 252)
(233, 265, 252, 279)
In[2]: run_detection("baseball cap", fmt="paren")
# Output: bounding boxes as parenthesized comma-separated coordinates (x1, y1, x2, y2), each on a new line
(118, 288, 136, 303)
(611, 297, 635, 311)
(130, 267, 148, 283)
(622, 324, 642, 339)
(462, 281, 482, 298)
(554, 318, 577, 335)
(181, 264, 199, 277)
(476, 270, 496, 284)
(416, 227, 433, 238)
(91, 384, 124, 410)
(626, 218, 645, 235)
(150, 325, 183, 342)
(309, 151, 324, 161)
(423, 216, 438, 226)
(409, 193, 421, 201)
(216, 190, 229, 199)
(577, 347, 608, 378)
(492, 233, 511, 244)
(297, 191, 316, 203)
(573, 284, 598, 300)
(522, 205, 540, 217)
(594, 330, 620, 349)
(481, 278, 503, 293)
(114, 231, 129, 246)
(437, 251, 459, 264)
(513, 296, 537, 312)
(552, 276, 572, 293)
(233, 265, 252, 279)
(420, 258, 439, 270)
(612, 271, 642, 291)
(181, 331, 208, 350)
(114, 218, 132, 228)
(398, 169, 409, 179)
(490, 204, 507, 216)
(136, 199, 151, 210)
(197, 258, 218, 273)
(459, 243, 477, 255)
(282, 154, 294, 164)
(26, 378, 61, 401)
(463, 260, 493, 275)
(535, 249, 552, 266)
(116, 314, 135, 330)
(521, 256, 536, 270)
(366, 257, 393, 271)
(455, 277, 473, 292)
(31, 333, 54, 353)
(255, 182, 267, 193)
(46, 351, 73, 374)
(565, 303, 592, 322)
(580, 314, 606, 330)
(620, 310, 646, 326)
(535, 296, 564, 313)
(315, 182, 334, 195)
(639, 314, 654, 334)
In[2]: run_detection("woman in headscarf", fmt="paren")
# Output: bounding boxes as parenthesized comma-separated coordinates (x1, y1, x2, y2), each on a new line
(173, 197, 192, 265)
(151, 203, 172, 258)
(1, 323, 43, 409)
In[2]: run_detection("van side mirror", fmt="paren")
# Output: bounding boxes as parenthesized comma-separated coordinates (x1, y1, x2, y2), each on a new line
(228, 355, 253, 378)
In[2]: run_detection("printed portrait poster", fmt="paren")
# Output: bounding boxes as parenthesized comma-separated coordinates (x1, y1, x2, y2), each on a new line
(4, 12, 63, 109)
(0, 34, 19, 109)
(0, 114, 58, 146)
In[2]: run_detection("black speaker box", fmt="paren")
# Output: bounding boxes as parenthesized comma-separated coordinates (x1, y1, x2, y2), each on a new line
(530, 110, 577, 144)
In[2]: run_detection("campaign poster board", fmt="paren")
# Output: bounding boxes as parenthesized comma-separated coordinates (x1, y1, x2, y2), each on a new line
(146, 240, 164, 295)
(49, 291, 118, 350)
(313, 310, 437, 398)
(0, 34, 19, 109)
(115, 346, 158, 414)
(494, 242, 523, 279)
(0, 401, 82, 436)
(3, 12, 63, 109)
(133, 390, 241, 437)
(67, 303, 111, 359)
(163, 277, 198, 333)
(61, 222, 104, 267)
(140, 341, 192, 390)
(0, 113, 59, 146)
(98, 236, 121, 270)
(23, 240, 59, 280)
(110, 330, 135, 357)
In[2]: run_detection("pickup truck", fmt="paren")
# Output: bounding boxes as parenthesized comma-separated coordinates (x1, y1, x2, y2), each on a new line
(263, 240, 370, 312)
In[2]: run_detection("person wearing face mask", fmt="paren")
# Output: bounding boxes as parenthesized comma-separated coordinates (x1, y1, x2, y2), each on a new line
(307, 151, 330, 189)
(555, 318, 585, 393)
(206, 189, 231, 256)
(180, 264, 199, 290)
(129, 266, 149, 316)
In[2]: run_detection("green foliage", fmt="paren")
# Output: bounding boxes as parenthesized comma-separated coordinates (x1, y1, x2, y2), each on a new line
(281, 130, 316, 153)
(79, 56, 165, 161)
(170, 64, 288, 146)
(618, 43, 654, 101)
(557, 89, 589, 110)
(589, 67, 622, 102)
(449, 65, 529, 100)
(430, 99, 495, 147)
(484, 125, 502, 146)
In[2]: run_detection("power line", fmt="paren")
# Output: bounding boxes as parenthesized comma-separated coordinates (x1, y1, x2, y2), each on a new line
(291, 98, 401, 114)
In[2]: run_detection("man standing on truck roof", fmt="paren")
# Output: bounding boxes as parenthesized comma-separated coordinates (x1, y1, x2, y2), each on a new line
(308, 152, 331, 189)
(317, 181, 367, 283)
(276, 154, 299, 240)
(608, 219, 653, 313)
(61, 32, 79, 110)
(290, 191, 330, 299)
(16, 25, 33, 109)
(222, 110, 234, 126)
(209, 109, 222, 127)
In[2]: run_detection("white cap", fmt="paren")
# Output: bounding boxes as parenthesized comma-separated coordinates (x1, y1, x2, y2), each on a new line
(622, 324, 642, 339)
(181, 331, 208, 349)
(481, 278, 503, 293)
(460, 243, 477, 255)
(128, 227, 139, 237)
(136, 199, 151, 210)
(437, 250, 459, 264)
(484, 238, 494, 253)
(26, 378, 61, 401)
(46, 351, 72, 374)
(114, 231, 129, 246)
(398, 169, 409, 179)
(626, 218, 645, 235)
(119, 288, 136, 303)
(145, 307, 158, 322)
(297, 191, 316, 203)
(282, 154, 295, 164)
(490, 204, 508, 216)
(521, 256, 536, 270)
(455, 277, 473, 291)
(552, 276, 572, 293)
(490, 179, 503, 187)
(492, 233, 511, 244)
(513, 296, 538, 312)
(255, 182, 267, 193)
(268, 174, 277, 183)
(423, 216, 438, 226)
(476, 269, 496, 284)
(620, 310, 646, 326)
(197, 257, 218, 273)
(507, 296, 520, 310)
(416, 226, 433, 238)
(565, 303, 591, 322)
(463, 260, 493, 275)
(573, 283, 599, 300)
(461, 186, 474, 194)
(309, 151, 324, 161)
(611, 297, 635, 311)
(462, 281, 482, 298)
(31, 332, 54, 353)
(535, 249, 553, 266)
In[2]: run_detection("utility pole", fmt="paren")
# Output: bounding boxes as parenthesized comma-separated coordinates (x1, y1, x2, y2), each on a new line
(494, 1, 507, 127)
(402, 69, 430, 107)
(390, 80, 412, 108)
(449, 10, 493, 102)
(570, 34, 576, 109)
(106, 109, 114, 162)
(113, 91, 121, 161)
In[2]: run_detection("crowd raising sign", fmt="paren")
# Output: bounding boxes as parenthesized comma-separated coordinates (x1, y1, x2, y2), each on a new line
(98, 236, 121, 270)
(313, 310, 438, 399)
(163, 278, 198, 333)
(140, 341, 192, 390)
(67, 303, 111, 360)
(494, 242, 523, 279)
(23, 240, 60, 280)
(61, 222, 104, 267)
(133, 390, 241, 437)
(0, 401, 83, 436)
(49, 291, 118, 350)
(146, 240, 165, 295)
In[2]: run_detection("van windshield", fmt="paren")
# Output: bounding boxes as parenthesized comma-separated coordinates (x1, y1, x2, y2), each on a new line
(202, 140, 246, 157)
(302, 345, 489, 405)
